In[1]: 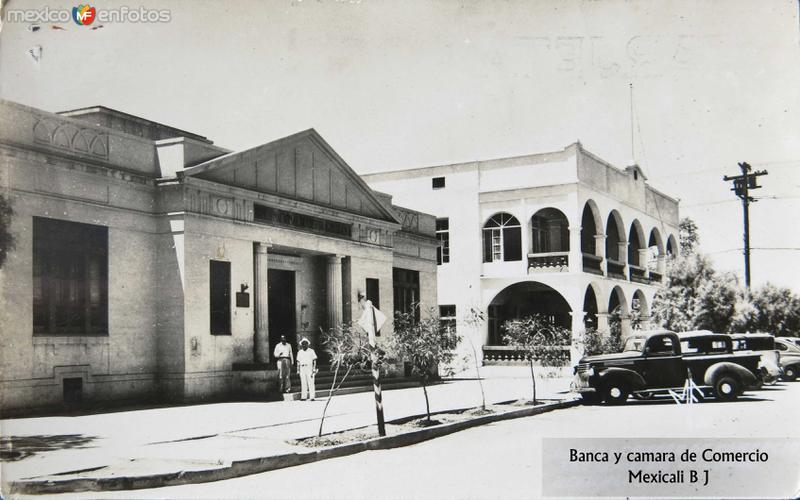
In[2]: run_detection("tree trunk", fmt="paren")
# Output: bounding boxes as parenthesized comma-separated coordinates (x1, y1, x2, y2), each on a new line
(318, 363, 352, 437)
(421, 378, 431, 423)
(466, 335, 486, 410)
(529, 359, 537, 404)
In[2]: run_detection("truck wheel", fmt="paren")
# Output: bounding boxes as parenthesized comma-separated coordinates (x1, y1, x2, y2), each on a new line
(783, 366, 798, 381)
(714, 375, 741, 401)
(602, 382, 629, 405)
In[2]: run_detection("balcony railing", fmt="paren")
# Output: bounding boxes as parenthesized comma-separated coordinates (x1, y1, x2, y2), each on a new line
(629, 265, 649, 284)
(582, 253, 603, 275)
(650, 271, 663, 283)
(607, 259, 626, 279)
(483, 345, 571, 365)
(527, 252, 569, 273)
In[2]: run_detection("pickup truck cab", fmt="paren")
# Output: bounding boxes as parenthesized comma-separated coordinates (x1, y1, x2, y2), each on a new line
(573, 330, 761, 404)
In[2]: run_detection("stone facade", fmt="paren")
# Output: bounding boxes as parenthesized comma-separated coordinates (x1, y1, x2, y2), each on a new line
(362, 142, 680, 365)
(0, 100, 437, 413)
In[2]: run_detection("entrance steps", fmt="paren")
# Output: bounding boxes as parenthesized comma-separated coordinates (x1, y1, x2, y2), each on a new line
(282, 366, 419, 401)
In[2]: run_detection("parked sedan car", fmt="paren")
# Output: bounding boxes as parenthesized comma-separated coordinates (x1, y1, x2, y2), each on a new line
(775, 338, 800, 381)
(777, 337, 800, 349)
(729, 333, 782, 385)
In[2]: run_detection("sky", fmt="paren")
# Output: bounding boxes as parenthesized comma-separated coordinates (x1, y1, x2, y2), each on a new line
(1, 0, 799, 289)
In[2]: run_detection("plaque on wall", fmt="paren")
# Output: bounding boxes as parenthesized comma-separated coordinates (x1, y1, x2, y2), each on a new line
(235, 292, 250, 308)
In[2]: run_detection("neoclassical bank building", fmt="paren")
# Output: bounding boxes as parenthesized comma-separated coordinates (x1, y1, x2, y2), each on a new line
(363, 143, 680, 364)
(0, 100, 437, 412)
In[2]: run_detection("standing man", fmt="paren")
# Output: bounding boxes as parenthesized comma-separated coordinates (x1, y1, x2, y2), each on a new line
(296, 338, 318, 401)
(273, 335, 294, 393)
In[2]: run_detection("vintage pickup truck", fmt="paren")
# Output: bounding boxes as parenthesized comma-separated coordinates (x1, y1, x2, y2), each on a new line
(572, 330, 762, 404)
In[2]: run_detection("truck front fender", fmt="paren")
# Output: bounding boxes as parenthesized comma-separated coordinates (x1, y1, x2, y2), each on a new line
(597, 367, 647, 391)
(704, 362, 758, 387)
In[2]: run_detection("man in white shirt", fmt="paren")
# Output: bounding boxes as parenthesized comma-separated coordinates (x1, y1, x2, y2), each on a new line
(296, 337, 318, 401)
(273, 335, 293, 393)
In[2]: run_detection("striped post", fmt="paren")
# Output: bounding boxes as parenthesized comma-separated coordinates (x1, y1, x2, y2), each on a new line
(370, 305, 386, 436)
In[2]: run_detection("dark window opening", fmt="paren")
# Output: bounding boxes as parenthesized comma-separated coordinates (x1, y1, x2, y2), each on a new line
(436, 218, 450, 265)
(366, 278, 380, 309)
(210, 260, 231, 335)
(439, 304, 456, 332)
(432, 177, 446, 189)
(393, 268, 420, 321)
(33, 217, 108, 336)
(531, 208, 569, 253)
(366, 278, 381, 336)
(63, 377, 83, 404)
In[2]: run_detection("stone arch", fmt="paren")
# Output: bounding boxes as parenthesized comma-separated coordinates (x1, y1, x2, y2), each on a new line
(530, 207, 570, 253)
(666, 234, 679, 257)
(647, 228, 664, 271)
(583, 283, 601, 330)
(486, 281, 572, 345)
(628, 219, 646, 267)
(580, 200, 602, 255)
(631, 289, 649, 331)
(608, 285, 629, 315)
(605, 210, 626, 262)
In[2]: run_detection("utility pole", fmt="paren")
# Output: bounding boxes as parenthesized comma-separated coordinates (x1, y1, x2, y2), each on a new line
(723, 162, 768, 289)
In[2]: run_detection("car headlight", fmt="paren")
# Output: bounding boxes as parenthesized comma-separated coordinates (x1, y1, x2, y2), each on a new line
(586, 367, 595, 377)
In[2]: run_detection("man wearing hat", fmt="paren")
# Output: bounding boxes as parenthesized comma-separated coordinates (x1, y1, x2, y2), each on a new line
(273, 335, 293, 393)
(296, 337, 318, 401)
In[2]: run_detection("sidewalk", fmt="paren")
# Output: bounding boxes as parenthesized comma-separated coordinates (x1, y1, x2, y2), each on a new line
(1, 367, 574, 490)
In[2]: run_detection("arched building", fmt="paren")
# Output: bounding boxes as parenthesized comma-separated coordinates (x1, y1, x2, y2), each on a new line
(363, 142, 680, 364)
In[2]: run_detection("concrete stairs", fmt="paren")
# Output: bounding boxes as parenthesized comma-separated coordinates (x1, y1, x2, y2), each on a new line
(282, 366, 419, 401)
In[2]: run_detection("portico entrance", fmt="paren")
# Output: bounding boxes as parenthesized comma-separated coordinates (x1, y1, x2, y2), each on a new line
(268, 269, 297, 354)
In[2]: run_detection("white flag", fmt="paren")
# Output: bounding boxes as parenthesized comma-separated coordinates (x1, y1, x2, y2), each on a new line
(358, 300, 386, 342)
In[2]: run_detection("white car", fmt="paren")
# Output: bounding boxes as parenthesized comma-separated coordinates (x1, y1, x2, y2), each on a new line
(775, 338, 800, 381)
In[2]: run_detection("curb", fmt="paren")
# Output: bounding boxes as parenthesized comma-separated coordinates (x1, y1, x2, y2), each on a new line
(9, 399, 579, 495)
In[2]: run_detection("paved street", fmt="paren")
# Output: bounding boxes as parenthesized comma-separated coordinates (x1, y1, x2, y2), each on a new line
(16, 380, 800, 500)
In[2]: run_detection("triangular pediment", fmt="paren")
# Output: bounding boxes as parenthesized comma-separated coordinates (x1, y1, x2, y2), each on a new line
(182, 129, 399, 224)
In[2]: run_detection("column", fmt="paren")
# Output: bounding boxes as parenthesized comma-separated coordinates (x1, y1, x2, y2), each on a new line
(596, 312, 610, 334)
(594, 234, 606, 276)
(568, 226, 582, 273)
(619, 241, 629, 279)
(638, 248, 650, 278)
(254, 242, 271, 364)
(620, 314, 632, 339)
(326, 255, 343, 329)
(570, 311, 586, 364)
(657, 255, 666, 281)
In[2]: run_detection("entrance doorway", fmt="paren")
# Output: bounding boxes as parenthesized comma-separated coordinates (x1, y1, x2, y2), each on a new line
(268, 269, 296, 356)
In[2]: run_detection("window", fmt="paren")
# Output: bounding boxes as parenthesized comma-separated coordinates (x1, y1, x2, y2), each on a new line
(393, 268, 420, 321)
(646, 336, 676, 356)
(33, 217, 108, 336)
(210, 260, 231, 335)
(432, 177, 446, 189)
(439, 304, 456, 332)
(482, 213, 521, 262)
(436, 218, 450, 265)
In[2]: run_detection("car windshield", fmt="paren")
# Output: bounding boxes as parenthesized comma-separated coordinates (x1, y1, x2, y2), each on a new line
(623, 337, 646, 352)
